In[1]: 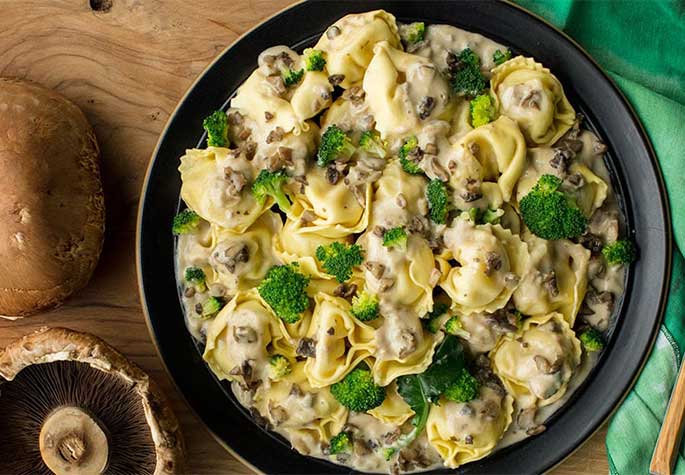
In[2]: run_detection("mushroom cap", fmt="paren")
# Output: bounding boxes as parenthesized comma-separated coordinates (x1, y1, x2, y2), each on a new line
(0, 327, 185, 474)
(0, 79, 105, 317)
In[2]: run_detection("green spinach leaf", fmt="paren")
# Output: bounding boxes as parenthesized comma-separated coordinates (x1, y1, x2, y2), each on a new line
(384, 335, 466, 459)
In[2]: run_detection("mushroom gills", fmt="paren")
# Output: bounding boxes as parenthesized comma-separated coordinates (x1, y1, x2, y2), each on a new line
(0, 360, 157, 475)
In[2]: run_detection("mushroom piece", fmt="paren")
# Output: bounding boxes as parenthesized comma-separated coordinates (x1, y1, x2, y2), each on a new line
(0, 79, 105, 317)
(0, 327, 184, 475)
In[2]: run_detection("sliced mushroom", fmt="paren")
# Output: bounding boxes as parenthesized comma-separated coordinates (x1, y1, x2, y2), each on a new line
(533, 355, 562, 374)
(233, 326, 258, 344)
(326, 25, 341, 39)
(224, 168, 247, 195)
(364, 261, 385, 280)
(296, 338, 317, 358)
(328, 74, 345, 86)
(397, 330, 417, 359)
(268, 402, 289, 425)
(461, 178, 482, 202)
(541, 271, 559, 297)
(520, 89, 541, 110)
(342, 86, 365, 105)
(333, 283, 357, 299)
(378, 278, 395, 293)
(265, 127, 285, 144)
(484, 252, 502, 276)
(417, 96, 435, 120)
(578, 232, 603, 254)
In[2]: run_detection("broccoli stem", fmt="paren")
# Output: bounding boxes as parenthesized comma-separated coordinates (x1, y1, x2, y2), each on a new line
(272, 190, 291, 211)
(384, 403, 430, 460)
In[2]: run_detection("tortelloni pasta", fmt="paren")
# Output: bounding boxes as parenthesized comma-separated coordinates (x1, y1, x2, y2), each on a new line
(363, 41, 453, 139)
(230, 47, 303, 134)
(491, 313, 582, 408)
(179, 147, 267, 232)
(491, 56, 576, 146)
(515, 146, 608, 218)
(291, 165, 371, 238)
(290, 71, 334, 122)
(373, 306, 442, 386)
(427, 386, 514, 469)
(272, 217, 351, 287)
(320, 96, 375, 135)
(252, 362, 348, 455)
(174, 10, 629, 475)
(209, 212, 282, 295)
(361, 231, 436, 315)
(225, 107, 320, 179)
(440, 218, 529, 314)
(367, 382, 415, 425)
(513, 234, 590, 326)
(369, 160, 431, 234)
(458, 311, 515, 354)
(449, 116, 527, 205)
(314, 10, 401, 88)
(230, 45, 332, 136)
(303, 294, 376, 388)
(203, 290, 294, 389)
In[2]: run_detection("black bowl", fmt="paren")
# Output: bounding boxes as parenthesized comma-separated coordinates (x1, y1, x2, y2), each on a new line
(137, 1, 672, 473)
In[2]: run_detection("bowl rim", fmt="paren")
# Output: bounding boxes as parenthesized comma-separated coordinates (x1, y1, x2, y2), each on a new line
(136, 1, 673, 473)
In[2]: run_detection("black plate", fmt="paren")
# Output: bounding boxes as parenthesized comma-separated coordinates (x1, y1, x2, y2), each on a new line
(137, 1, 672, 473)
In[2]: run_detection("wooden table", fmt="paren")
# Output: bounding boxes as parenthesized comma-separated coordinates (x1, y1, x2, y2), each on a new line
(0, 1, 608, 473)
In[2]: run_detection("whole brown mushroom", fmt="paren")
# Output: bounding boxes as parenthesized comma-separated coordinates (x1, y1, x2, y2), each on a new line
(0, 79, 105, 317)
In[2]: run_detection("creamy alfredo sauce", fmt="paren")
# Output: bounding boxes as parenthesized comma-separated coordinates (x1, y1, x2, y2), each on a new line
(175, 11, 627, 474)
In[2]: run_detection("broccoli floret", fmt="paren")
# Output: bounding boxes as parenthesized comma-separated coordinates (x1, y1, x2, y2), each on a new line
(304, 48, 326, 71)
(317, 125, 356, 167)
(470, 94, 496, 128)
(451, 48, 487, 97)
(269, 354, 292, 380)
(201, 296, 225, 319)
(426, 179, 449, 224)
(382, 227, 408, 250)
(443, 368, 480, 403)
(465, 207, 481, 223)
(444, 316, 471, 339)
(350, 290, 380, 322)
(358, 130, 386, 158)
(493, 48, 513, 66)
(422, 302, 449, 334)
(579, 328, 605, 352)
(481, 208, 504, 224)
(172, 209, 201, 235)
(202, 110, 229, 148)
(330, 366, 385, 412)
(282, 68, 304, 87)
(398, 136, 423, 175)
(329, 431, 352, 455)
(258, 264, 310, 324)
(602, 240, 636, 265)
(251, 169, 291, 212)
(400, 22, 425, 44)
(184, 266, 207, 292)
(462, 207, 504, 225)
(520, 174, 587, 240)
(315, 242, 364, 283)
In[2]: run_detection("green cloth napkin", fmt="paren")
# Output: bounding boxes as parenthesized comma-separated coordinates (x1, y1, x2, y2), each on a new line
(514, 0, 685, 473)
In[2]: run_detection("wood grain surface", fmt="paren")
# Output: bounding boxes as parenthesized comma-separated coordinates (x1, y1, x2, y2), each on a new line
(0, 1, 609, 473)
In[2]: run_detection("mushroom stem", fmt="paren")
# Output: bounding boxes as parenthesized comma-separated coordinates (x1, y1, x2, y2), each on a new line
(39, 406, 109, 475)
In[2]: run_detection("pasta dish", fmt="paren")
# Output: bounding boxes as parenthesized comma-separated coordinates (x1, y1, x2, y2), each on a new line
(172, 10, 634, 473)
